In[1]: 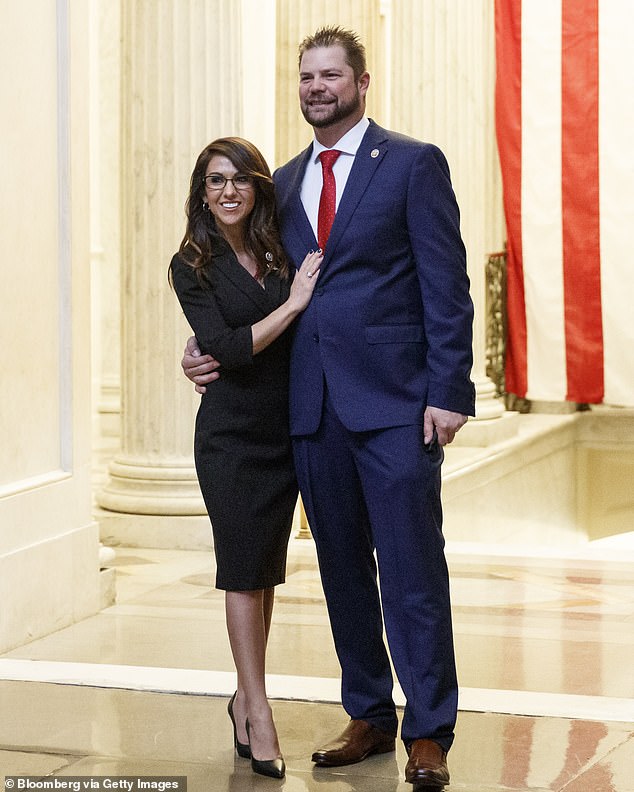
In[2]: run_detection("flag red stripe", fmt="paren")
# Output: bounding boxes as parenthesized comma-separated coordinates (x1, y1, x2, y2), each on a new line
(561, 0, 603, 402)
(495, 0, 527, 397)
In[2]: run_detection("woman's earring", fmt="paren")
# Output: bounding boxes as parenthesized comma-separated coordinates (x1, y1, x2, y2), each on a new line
(202, 201, 209, 212)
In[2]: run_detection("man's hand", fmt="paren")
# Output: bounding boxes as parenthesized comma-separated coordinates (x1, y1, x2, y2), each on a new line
(423, 405, 468, 446)
(181, 336, 220, 394)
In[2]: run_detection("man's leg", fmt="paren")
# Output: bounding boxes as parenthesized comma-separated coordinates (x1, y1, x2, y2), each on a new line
(292, 395, 397, 736)
(351, 424, 457, 752)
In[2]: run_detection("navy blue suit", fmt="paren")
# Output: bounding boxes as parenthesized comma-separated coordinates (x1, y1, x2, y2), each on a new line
(275, 120, 475, 750)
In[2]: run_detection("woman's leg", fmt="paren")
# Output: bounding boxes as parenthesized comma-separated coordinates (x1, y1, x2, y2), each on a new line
(225, 588, 281, 760)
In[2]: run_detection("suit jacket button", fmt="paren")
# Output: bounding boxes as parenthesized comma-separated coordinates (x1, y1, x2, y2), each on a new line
(313, 334, 319, 342)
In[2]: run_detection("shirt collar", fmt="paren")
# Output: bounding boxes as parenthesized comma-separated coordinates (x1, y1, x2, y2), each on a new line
(311, 116, 370, 161)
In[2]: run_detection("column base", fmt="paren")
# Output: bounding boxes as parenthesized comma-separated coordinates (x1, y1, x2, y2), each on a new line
(97, 457, 206, 516)
(97, 508, 212, 550)
(472, 375, 506, 420)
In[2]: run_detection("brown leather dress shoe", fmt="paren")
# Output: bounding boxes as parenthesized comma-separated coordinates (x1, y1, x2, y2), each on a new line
(405, 739, 450, 788)
(312, 719, 396, 766)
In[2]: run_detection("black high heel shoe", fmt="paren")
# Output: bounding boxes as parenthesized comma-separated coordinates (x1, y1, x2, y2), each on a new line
(246, 719, 286, 779)
(227, 691, 251, 759)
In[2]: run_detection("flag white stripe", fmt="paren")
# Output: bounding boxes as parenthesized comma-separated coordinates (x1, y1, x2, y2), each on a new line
(521, 0, 566, 401)
(599, 3, 634, 406)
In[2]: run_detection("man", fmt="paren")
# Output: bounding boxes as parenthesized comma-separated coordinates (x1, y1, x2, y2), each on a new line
(183, 26, 474, 789)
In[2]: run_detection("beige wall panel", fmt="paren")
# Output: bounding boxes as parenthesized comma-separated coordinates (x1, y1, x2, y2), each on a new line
(0, 1, 61, 485)
(0, 0, 99, 652)
(275, 0, 384, 167)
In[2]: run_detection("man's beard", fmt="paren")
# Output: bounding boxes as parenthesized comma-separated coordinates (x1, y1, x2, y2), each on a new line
(301, 91, 362, 128)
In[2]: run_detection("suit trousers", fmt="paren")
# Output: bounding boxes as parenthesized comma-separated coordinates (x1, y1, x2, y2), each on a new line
(292, 390, 458, 750)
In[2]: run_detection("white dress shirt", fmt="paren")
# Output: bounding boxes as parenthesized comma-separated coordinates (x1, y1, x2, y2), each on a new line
(300, 116, 370, 243)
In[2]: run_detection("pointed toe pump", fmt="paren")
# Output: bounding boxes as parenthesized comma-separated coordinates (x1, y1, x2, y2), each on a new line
(251, 756, 286, 779)
(227, 691, 251, 759)
(246, 719, 286, 778)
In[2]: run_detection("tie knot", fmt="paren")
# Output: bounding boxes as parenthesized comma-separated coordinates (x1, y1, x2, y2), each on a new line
(319, 149, 341, 170)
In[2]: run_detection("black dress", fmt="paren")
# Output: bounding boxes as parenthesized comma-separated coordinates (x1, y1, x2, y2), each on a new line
(170, 245, 298, 591)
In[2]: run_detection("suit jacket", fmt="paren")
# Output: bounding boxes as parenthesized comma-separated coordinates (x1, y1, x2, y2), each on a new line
(274, 120, 476, 436)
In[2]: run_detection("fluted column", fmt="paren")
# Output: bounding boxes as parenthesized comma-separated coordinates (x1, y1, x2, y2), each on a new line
(390, 0, 515, 443)
(91, 0, 121, 441)
(275, 0, 384, 167)
(98, 0, 242, 517)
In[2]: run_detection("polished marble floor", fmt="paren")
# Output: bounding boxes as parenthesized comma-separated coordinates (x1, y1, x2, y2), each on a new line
(1, 535, 633, 790)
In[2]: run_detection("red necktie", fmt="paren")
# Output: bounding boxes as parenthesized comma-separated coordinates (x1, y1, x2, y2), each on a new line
(317, 149, 341, 251)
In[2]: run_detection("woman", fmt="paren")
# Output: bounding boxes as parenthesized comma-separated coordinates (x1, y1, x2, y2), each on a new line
(170, 137, 321, 778)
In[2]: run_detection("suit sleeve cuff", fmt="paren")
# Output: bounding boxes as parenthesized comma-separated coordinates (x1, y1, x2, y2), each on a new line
(427, 381, 476, 417)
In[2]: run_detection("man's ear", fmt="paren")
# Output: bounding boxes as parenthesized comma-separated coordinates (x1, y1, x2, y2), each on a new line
(358, 71, 370, 99)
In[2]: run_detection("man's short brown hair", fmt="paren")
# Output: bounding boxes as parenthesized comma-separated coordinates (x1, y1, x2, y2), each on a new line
(298, 25, 367, 79)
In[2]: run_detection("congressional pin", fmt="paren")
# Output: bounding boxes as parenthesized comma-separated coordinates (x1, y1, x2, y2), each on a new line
(370, 148, 380, 158)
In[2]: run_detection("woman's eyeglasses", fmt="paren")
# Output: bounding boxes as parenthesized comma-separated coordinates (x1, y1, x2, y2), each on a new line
(203, 174, 254, 191)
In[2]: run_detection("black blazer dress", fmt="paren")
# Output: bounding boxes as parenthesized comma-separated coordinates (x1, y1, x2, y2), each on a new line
(170, 245, 298, 590)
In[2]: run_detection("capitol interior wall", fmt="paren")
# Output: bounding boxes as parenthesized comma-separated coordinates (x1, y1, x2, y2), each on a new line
(1, 1, 630, 661)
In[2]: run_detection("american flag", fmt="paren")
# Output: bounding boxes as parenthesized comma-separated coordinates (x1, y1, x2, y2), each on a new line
(495, 0, 634, 406)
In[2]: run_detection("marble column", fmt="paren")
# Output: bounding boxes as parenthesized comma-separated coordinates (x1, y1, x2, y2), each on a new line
(97, 0, 243, 527)
(390, 0, 516, 444)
